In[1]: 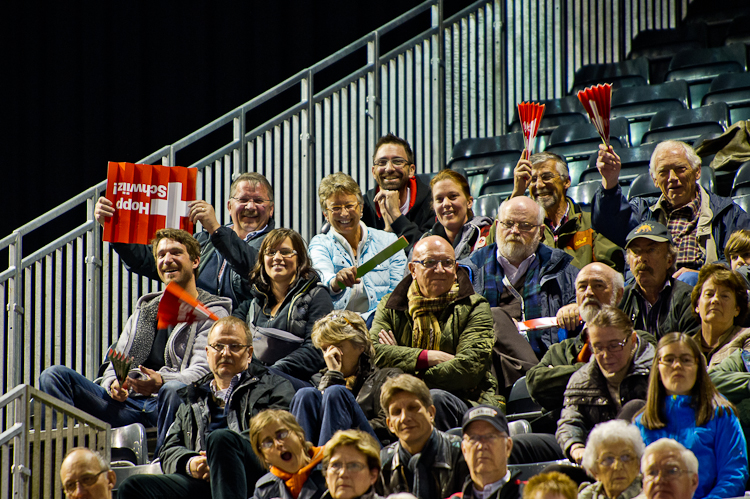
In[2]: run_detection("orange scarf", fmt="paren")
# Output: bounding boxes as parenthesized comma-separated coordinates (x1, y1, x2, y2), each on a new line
(270, 446, 324, 499)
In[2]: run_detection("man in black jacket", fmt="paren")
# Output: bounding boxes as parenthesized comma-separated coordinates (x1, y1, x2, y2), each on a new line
(450, 406, 521, 499)
(362, 133, 434, 254)
(95, 172, 274, 309)
(619, 221, 699, 339)
(117, 316, 294, 499)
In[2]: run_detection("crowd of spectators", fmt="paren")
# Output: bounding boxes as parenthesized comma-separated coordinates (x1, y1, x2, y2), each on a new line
(49, 134, 750, 499)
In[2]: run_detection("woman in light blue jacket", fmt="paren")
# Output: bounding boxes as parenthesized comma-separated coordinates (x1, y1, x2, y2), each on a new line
(309, 173, 407, 321)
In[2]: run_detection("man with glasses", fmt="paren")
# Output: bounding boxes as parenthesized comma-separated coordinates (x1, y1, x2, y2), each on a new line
(620, 222, 700, 339)
(511, 152, 624, 272)
(362, 133, 435, 254)
(469, 196, 579, 356)
(60, 448, 116, 499)
(556, 306, 654, 465)
(118, 316, 294, 499)
(448, 405, 521, 499)
(641, 439, 699, 499)
(40, 229, 232, 459)
(371, 236, 500, 425)
(95, 172, 274, 309)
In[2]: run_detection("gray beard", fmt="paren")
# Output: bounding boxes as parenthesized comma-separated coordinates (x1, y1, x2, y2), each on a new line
(534, 192, 558, 211)
(579, 303, 602, 324)
(498, 238, 540, 264)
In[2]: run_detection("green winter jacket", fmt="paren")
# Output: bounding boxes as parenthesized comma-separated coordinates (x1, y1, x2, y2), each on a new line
(369, 267, 500, 407)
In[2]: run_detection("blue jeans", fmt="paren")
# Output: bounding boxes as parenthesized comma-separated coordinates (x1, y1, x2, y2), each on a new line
(290, 385, 379, 446)
(38, 365, 183, 457)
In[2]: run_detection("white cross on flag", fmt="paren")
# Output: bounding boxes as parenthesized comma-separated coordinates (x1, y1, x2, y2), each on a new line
(102, 162, 197, 244)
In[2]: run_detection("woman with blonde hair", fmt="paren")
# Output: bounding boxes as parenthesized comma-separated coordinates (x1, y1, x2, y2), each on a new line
(290, 310, 402, 445)
(250, 409, 327, 499)
(321, 429, 383, 499)
(309, 172, 407, 322)
(634, 333, 748, 499)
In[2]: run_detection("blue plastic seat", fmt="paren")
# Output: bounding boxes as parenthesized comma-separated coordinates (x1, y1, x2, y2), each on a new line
(665, 43, 747, 108)
(641, 103, 729, 145)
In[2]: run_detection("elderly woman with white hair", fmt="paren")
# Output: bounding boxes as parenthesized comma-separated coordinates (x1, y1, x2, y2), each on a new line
(579, 420, 645, 499)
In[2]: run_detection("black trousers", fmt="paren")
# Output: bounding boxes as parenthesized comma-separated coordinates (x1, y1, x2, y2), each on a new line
(118, 429, 265, 499)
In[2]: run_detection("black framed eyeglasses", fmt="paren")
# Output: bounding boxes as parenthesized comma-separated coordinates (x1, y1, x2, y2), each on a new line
(373, 158, 409, 168)
(63, 470, 107, 494)
(264, 248, 297, 258)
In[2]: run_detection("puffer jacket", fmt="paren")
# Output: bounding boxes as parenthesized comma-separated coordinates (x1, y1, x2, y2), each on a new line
(591, 183, 750, 267)
(100, 289, 232, 393)
(160, 362, 294, 475)
(252, 467, 327, 499)
(317, 354, 402, 442)
(369, 267, 499, 407)
(619, 277, 700, 340)
(233, 273, 332, 381)
(578, 477, 642, 499)
(466, 242, 579, 356)
(112, 221, 273, 310)
(378, 429, 468, 498)
(634, 395, 748, 499)
(309, 222, 407, 320)
(419, 215, 493, 261)
(556, 337, 654, 457)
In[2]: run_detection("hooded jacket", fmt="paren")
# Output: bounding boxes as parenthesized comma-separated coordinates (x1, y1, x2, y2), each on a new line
(100, 289, 232, 393)
(419, 215, 493, 261)
(556, 337, 654, 457)
(233, 273, 332, 381)
(369, 267, 500, 407)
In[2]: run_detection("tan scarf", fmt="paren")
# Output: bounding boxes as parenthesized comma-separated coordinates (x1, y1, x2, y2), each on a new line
(407, 279, 459, 350)
(270, 446, 324, 499)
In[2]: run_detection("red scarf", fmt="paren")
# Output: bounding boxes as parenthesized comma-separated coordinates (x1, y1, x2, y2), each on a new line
(270, 446, 324, 499)
(374, 176, 417, 218)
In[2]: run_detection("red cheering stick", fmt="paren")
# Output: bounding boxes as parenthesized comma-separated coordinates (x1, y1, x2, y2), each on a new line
(157, 281, 220, 329)
(517, 102, 546, 160)
(577, 83, 612, 147)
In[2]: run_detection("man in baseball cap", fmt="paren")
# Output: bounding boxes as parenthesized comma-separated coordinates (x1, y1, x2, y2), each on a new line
(619, 222, 699, 340)
(450, 405, 521, 499)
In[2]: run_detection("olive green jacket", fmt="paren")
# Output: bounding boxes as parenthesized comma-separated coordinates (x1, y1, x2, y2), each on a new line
(369, 267, 500, 407)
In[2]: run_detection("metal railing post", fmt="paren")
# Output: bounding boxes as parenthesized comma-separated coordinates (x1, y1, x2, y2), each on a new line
(13, 385, 29, 499)
(85, 196, 102, 379)
(495, 0, 506, 134)
(7, 232, 23, 390)
(432, 1, 446, 169)
(301, 70, 315, 241)
(367, 33, 381, 160)
(234, 112, 246, 174)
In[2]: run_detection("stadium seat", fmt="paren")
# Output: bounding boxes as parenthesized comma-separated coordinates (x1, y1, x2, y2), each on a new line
(545, 118, 630, 184)
(111, 423, 148, 466)
(724, 13, 750, 46)
(702, 72, 750, 125)
(479, 162, 516, 197)
(611, 81, 690, 146)
(731, 161, 750, 196)
(628, 173, 661, 200)
(508, 96, 589, 153)
(565, 180, 600, 212)
(448, 133, 524, 197)
(733, 194, 750, 213)
(570, 58, 650, 94)
(580, 143, 657, 186)
(665, 43, 747, 108)
(700, 166, 717, 194)
(628, 23, 708, 84)
(506, 376, 544, 422)
(473, 194, 504, 219)
(641, 103, 729, 145)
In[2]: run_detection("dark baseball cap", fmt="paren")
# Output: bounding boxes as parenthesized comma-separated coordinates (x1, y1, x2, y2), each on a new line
(625, 222, 673, 249)
(461, 405, 509, 435)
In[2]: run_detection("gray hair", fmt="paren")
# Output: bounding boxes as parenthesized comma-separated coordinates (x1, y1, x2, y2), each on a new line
(641, 438, 699, 475)
(530, 151, 570, 180)
(63, 447, 110, 472)
(649, 140, 701, 178)
(498, 198, 545, 225)
(582, 420, 645, 473)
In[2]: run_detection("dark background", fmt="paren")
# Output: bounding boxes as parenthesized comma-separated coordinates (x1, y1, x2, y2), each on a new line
(2, 1, 471, 255)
